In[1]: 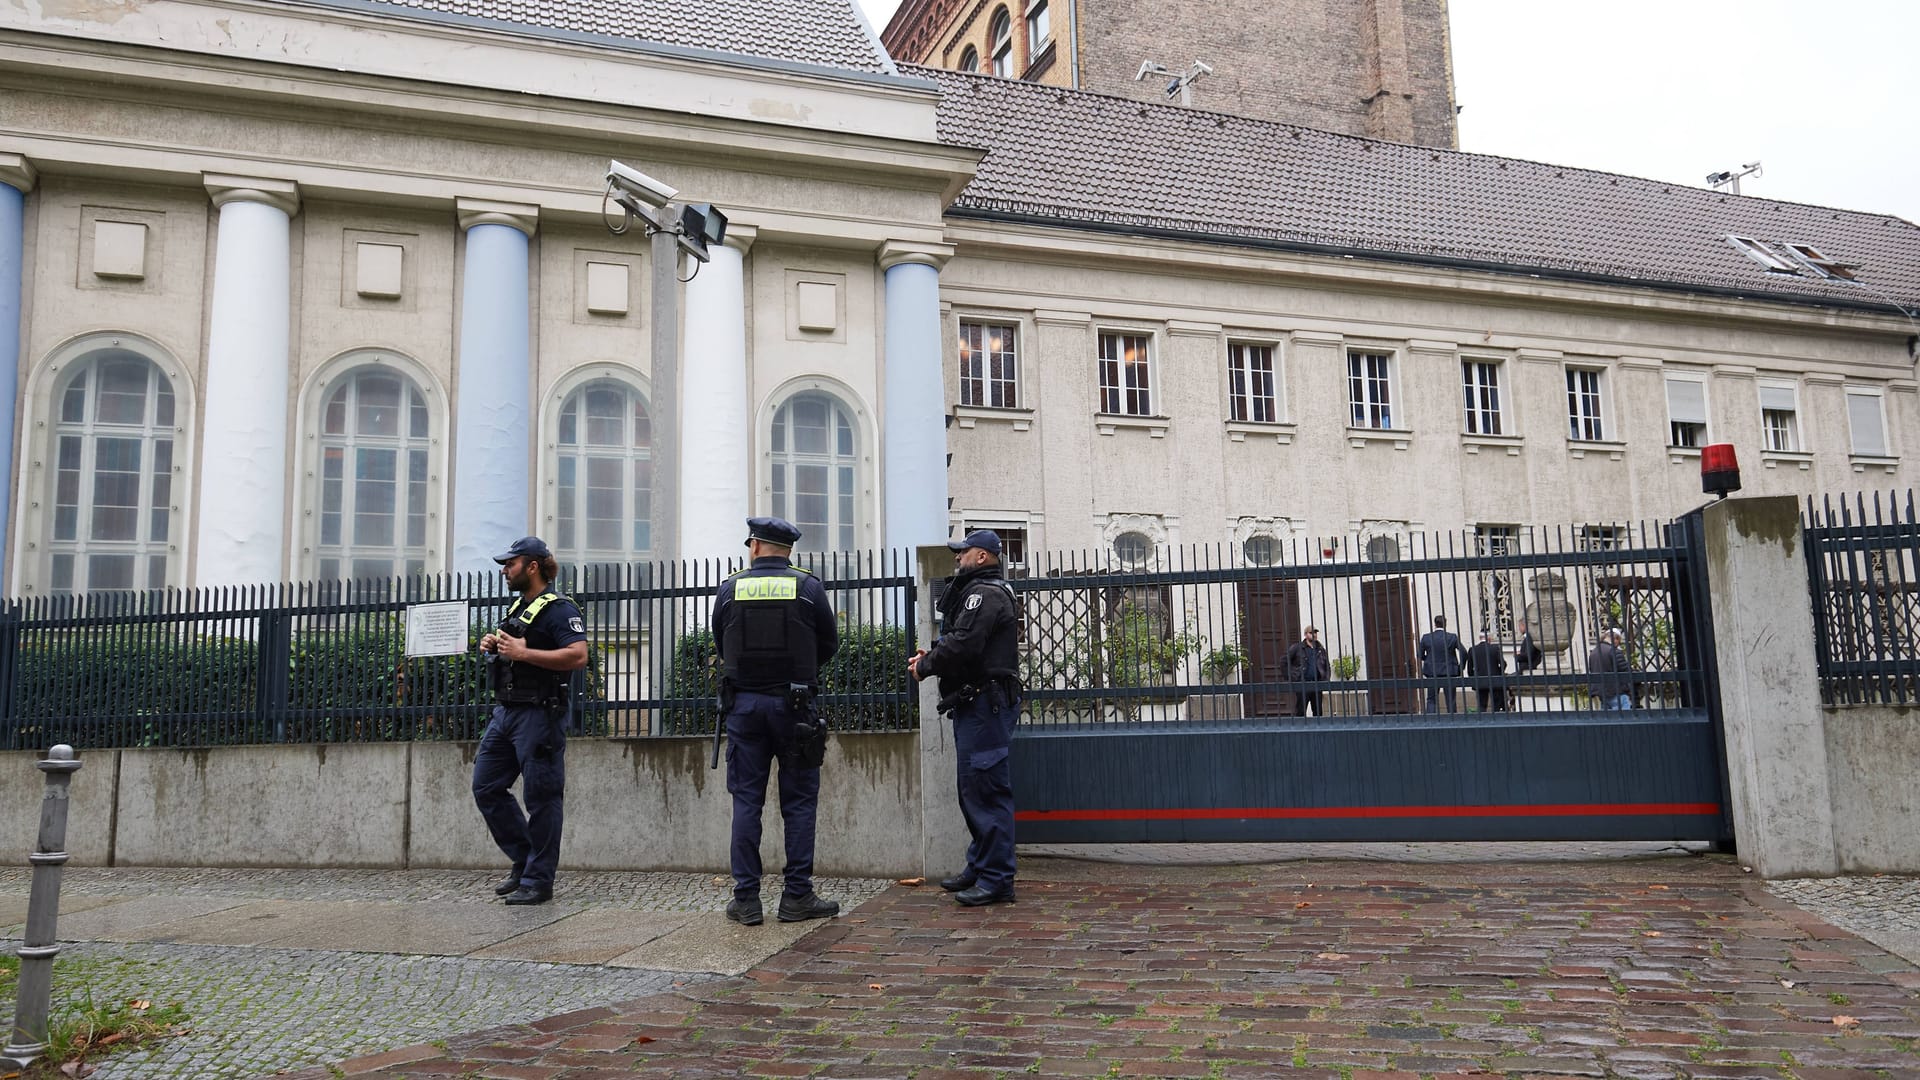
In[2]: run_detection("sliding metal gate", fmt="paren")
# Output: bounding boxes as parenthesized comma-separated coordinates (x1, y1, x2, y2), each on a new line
(1009, 512, 1732, 845)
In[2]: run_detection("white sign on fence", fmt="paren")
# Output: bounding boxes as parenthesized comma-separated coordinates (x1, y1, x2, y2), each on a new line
(406, 601, 473, 657)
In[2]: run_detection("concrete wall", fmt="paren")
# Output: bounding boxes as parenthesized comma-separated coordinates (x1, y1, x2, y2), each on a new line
(0, 734, 926, 878)
(1823, 704, 1920, 873)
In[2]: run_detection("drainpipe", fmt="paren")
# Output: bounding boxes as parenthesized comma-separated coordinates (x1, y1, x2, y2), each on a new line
(1068, 0, 1080, 87)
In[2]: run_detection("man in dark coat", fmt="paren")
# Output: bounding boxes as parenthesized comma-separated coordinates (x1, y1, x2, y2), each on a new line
(1417, 614, 1467, 713)
(1284, 625, 1329, 716)
(1586, 627, 1634, 710)
(1466, 627, 1508, 713)
(909, 530, 1022, 908)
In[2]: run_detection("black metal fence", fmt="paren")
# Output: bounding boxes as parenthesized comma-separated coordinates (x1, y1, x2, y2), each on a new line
(0, 549, 917, 750)
(1008, 520, 1710, 727)
(1806, 490, 1920, 706)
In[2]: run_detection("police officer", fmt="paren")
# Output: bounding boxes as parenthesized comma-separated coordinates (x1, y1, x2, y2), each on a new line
(713, 517, 841, 926)
(474, 536, 588, 906)
(909, 530, 1021, 907)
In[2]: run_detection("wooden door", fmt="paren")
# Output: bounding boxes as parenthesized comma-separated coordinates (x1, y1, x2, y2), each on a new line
(1239, 578, 1300, 716)
(1361, 577, 1419, 714)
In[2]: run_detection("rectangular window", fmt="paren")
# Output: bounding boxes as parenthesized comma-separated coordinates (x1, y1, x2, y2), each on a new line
(1026, 0, 1050, 53)
(1461, 360, 1502, 435)
(958, 321, 1019, 408)
(1758, 382, 1799, 452)
(1347, 350, 1394, 429)
(1227, 342, 1277, 423)
(1785, 242, 1857, 281)
(1665, 377, 1708, 448)
(1846, 388, 1889, 456)
(1567, 368, 1605, 441)
(1474, 524, 1520, 637)
(1098, 332, 1153, 416)
(1726, 234, 1797, 273)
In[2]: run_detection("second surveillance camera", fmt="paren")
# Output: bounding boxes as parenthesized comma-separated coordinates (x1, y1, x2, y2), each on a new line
(607, 160, 678, 208)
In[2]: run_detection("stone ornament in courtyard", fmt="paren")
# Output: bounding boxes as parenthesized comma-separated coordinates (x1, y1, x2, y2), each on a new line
(1526, 572, 1578, 655)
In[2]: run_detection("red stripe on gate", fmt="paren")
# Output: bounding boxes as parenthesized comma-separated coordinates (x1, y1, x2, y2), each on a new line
(1014, 802, 1722, 822)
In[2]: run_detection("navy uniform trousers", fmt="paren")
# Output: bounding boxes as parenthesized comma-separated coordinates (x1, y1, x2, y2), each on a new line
(726, 690, 820, 900)
(472, 703, 566, 890)
(952, 687, 1019, 890)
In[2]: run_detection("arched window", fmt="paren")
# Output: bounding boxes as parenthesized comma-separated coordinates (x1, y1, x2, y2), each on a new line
(314, 368, 432, 580)
(46, 349, 177, 592)
(959, 45, 979, 72)
(988, 7, 1014, 76)
(769, 391, 860, 552)
(554, 379, 652, 567)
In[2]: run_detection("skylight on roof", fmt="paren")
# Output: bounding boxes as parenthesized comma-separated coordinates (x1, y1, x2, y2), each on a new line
(1726, 235, 1798, 273)
(1784, 243, 1859, 281)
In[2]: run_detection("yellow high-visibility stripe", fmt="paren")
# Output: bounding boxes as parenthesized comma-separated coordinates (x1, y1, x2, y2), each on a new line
(732, 575, 799, 601)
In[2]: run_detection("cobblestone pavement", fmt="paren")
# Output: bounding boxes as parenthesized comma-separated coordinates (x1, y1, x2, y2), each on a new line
(284, 854, 1920, 1080)
(1772, 875, 1920, 969)
(0, 867, 894, 1079)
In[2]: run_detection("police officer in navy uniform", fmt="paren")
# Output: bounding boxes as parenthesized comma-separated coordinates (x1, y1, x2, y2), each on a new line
(474, 536, 588, 906)
(713, 517, 841, 926)
(909, 530, 1021, 907)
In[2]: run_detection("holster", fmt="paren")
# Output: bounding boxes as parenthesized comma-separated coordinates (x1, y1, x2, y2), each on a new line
(786, 683, 828, 769)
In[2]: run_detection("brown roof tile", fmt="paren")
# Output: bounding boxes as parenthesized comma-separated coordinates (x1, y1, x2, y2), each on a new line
(918, 66, 1920, 313)
(320, 0, 894, 74)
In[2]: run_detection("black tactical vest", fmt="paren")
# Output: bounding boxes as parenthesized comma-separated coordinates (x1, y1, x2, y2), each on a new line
(720, 568, 820, 692)
(491, 590, 569, 703)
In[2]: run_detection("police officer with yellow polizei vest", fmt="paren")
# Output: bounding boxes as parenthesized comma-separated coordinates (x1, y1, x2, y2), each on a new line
(713, 517, 841, 926)
(474, 536, 588, 906)
(909, 529, 1022, 907)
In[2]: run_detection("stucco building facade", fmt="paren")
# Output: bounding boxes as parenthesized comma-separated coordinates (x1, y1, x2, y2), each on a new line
(0, 0, 1913, 597)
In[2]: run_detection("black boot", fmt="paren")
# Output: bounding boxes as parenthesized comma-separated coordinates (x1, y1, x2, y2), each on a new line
(939, 870, 978, 892)
(954, 883, 1015, 907)
(725, 897, 763, 926)
(493, 867, 524, 897)
(503, 884, 552, 906)
(777, 892, 840, 923)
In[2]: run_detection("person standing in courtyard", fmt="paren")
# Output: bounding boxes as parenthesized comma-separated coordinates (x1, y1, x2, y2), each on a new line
(909, 530, 1022, 907)
(1586, 626, 1634, 710)
(713, 517, 842, 927)
(1417, 614, 1467, 713)
(474, 536, 588, 906)
(1467, 627, 1508, 713)
(1284, 625, 1329, 716)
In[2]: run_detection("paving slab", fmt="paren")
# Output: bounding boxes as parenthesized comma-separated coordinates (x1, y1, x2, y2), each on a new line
(605, 911, 839, 975)
(0, 891, 128, 929)
(470, 908, 695, 964)
(41, 893, 256, 940)
(279, 855, 1920, 1080)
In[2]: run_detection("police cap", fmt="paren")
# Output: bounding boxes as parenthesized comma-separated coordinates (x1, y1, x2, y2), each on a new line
(745, 516, 802, 547)
(493, 536, 552, 564)
(946, 529, 1002, 556)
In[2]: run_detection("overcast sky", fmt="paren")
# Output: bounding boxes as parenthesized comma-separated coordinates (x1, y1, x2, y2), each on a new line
(855, 0, 1920, 223)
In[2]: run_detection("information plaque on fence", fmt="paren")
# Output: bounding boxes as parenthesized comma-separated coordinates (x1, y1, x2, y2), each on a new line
(406, 601, 472, 657)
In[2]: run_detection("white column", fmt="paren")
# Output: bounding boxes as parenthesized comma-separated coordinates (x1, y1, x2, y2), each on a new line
(195, 174, 298, 586)
(679, 224, 756, 559)
(879, 241, 953, 550)
(450, 199, 537, 571)
(0, 153, 34, 574)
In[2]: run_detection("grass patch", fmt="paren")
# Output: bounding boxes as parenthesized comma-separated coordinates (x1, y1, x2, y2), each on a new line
(0, 955, 191, 1077)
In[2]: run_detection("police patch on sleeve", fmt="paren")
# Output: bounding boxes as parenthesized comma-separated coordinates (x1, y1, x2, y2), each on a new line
(569, 617, 584, 633)
(965, 594, 982, 610)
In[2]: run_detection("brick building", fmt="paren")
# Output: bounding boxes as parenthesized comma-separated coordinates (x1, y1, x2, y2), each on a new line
(879, 0, 1456, 146)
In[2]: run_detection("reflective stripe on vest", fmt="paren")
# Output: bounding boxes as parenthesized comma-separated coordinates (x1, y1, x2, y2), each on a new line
(732, 576, 799, 602)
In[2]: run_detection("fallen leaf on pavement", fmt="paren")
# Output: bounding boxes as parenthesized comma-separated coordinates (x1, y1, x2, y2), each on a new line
(1642, 930, 1662, 937)
(58, 1062, 94, 1078)
(632, 1036, 655, 1045)
(129, 1000, 150, 1011)
(1316, 952, 1350, 961)
(1647, 884, 1669, 890)
(1778, 978, 1797, 988)
(1294, 902, 1310, 909)
(896, 877, 924, 886)
(1833, 1015, 1861, 1028)
(96, 1033, 125, 1048)
(869, 983, 886, 990)
(712, 876, 729, 887)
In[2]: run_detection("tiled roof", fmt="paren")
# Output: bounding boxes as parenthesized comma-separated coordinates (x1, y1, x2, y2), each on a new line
(918, 67, 1920, 312)
(338, 0, 895, 74)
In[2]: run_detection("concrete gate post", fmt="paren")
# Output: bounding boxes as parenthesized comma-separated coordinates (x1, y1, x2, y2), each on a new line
(1702, 495, 1839, 878)
(915, 545, 971, 877)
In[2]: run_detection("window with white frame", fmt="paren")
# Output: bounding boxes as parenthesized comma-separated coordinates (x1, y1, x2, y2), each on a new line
(958, 321, 1019, 408)
(771, 391, 861, 551)
(1461, 359, 1503, 435)
(47, 349, 178, 592)
(1846, 387, 1890, 457)
(1227, 342, 1278, 422)
(315, 368, 432, 581)
(1025, 0, 1050, 55)
(1473, 524, 1520, 637)
(1347, 350, 1394, 429)
(1725, 234, 1797, 273)
(1758, 382, 1800, 452)
(964, 523, 1029, 578)
(1566, 368, 1606, 440)
(1665, 376, 1708, 448)
(1785, 243, 1857, 281)
(1098, 331, 1153, 416)
(988, 7, 1013, 76)
(555, 379, 651, 567)
(958, 45, 979, 72)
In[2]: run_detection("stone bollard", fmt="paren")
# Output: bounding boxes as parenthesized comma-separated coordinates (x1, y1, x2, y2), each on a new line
(1, 745, 82, 1070)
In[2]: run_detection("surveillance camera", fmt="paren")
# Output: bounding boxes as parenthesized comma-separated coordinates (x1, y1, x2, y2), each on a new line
(1191, 60, 1213, 75)
(606, 160, 678, 209)
(1135, 60, 1167, 81)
